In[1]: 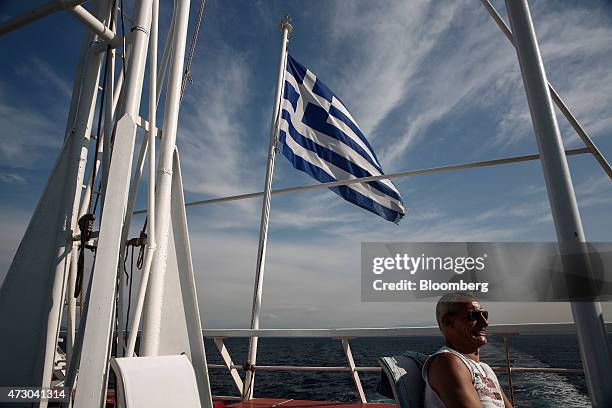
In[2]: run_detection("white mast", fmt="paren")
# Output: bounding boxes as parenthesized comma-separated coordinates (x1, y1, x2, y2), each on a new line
(505, 1, 612, 406)
(140, 0, 191, 356)
(242, 16, 293, 400)
(124, 0, 160, 358)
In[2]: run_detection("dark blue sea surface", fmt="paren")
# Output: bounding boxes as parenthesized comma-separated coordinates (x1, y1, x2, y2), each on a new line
(204, 334, 596, 407)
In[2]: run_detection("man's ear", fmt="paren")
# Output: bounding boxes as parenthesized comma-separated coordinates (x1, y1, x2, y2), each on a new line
(442, 314, 453, 328)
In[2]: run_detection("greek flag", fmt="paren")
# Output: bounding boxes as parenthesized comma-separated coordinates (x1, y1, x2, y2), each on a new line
(278, 55, 405, 223)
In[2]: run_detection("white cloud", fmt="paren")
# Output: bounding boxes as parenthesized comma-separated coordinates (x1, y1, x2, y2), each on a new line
(15, 56, 73, 101)
(179, 48, 264, 203)
(0, 172, 26, 184)
(575, 175, 612, 208)
(0, 92, 62, 168)
(320, 1, 612, 168)
(326, 2, 461, 160)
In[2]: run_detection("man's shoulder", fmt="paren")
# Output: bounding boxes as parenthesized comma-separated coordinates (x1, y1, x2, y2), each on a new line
(426, 351, 474, 387)
(428, 352, 471, 376)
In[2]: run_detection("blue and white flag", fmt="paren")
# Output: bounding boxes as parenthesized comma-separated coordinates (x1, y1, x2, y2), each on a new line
(278, 54, 405, 223)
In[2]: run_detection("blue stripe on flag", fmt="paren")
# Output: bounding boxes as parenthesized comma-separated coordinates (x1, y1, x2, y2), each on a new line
(312, 78, 333, 104)
(279, 54, 405, 223)
(279, 130, 403, 223)
(282, 109, 401, 202)
(328, 105, 380, 166)
(284, 81, 299, 112)
(299, 103, 384, 174)
(287, 55, 307, 84)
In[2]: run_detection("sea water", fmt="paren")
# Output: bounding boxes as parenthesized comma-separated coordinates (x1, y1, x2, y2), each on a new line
(204, 334, 596, 407)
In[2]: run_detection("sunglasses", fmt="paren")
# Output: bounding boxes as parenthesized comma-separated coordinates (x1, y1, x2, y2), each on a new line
(467, 310, 489, 321)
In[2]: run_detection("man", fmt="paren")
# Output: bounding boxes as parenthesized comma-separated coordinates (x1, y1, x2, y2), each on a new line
(422, 292, 512, 408)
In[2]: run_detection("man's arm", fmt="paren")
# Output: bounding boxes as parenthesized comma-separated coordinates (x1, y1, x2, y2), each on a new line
(427, 353, 482, 408)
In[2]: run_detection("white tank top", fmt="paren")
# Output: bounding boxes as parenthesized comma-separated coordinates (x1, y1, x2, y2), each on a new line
(422, 346, 505, 407)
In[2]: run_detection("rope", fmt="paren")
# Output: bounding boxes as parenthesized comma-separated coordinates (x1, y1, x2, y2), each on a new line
(122, 226, 147, 352)
(119, 0, 127, 80)
(180, 0, 206, 99)
(124, 244, 135, 340)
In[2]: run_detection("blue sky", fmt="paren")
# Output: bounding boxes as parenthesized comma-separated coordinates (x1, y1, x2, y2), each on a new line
(1, 0, 612, 328)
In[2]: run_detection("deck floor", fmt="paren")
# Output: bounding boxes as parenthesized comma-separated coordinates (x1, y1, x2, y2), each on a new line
(225, 398, 396, 408)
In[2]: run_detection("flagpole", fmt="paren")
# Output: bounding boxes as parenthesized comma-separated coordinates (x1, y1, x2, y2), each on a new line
(242, 15, 292, 400)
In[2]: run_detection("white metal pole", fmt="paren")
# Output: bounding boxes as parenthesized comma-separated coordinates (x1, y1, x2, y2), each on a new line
(66, 127, 105, 358)
(242, 16, 292, 400)
(66, 242, 78, 366)
(41, 0, 111, 399)
(101, 18, 115, 197)
(172, 148, 589, 210)
(156, 0, 177, 103)
(147, 0, 158, 276)
(125, 0, 159, 357)
(121, 0, 153, 118)
(0, 0, 88, 36)
(64, 29, 93, 141)
(69, 3, 116, 360)
(140, 0, 191, 357)
(121, 134, 149, 355)
(505, 1, 612, 406)
(99, 45, 124, 218)
(73, 0, 153, 404)
(64, 12, 107, 370)
(68, 5, 122, 47)
(171, 149, 214, 408)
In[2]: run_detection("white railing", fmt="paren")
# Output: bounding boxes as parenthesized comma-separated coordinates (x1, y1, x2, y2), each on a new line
(203, 323, 612, 405)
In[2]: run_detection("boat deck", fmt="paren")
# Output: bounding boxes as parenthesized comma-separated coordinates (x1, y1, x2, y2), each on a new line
(224, 398, 395, 408)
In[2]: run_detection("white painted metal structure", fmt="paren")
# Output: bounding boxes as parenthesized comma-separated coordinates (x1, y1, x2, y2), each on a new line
(0, 1, 213, 407)
(1, 1, 612, 408)
(505, 1, 612, 406)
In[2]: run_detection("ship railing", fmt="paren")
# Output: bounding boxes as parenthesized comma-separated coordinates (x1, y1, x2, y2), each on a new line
(203, 322, 612, 405)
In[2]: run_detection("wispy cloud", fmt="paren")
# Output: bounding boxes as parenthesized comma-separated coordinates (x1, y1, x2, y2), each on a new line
(270, 188, 365, 229)
(575, 175, 612, 208)
(326, 2, 461, 162)
(179, 47, 262, 201)
(0, 172, 25, 184)
(321, 1, 612, 168)
(15, 56, 72, 101)
(323, 3, 526, 166)
(0, 84, 62, 168)
(487, 2, 612, 149)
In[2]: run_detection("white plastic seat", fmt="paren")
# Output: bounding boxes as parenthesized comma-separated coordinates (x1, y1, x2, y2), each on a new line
(111, 355, 202, 408)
